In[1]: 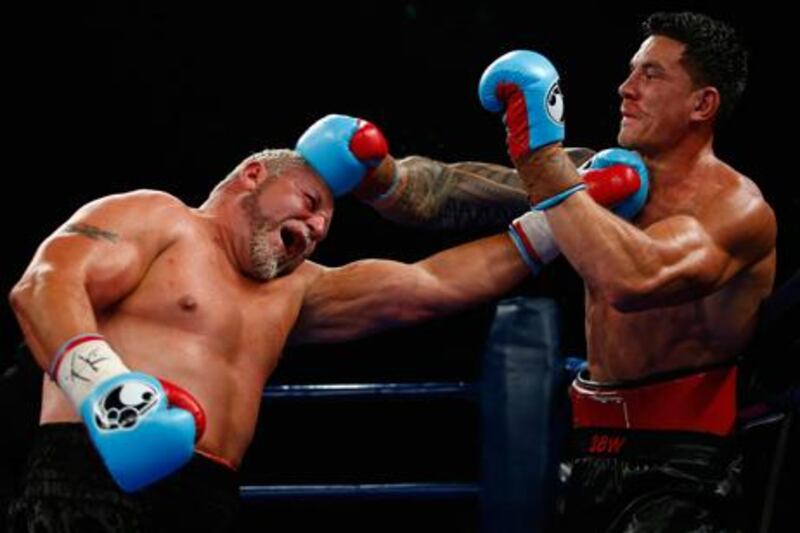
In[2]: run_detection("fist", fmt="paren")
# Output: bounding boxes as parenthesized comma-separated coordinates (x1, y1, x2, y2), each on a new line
(296, 114, 389, 197)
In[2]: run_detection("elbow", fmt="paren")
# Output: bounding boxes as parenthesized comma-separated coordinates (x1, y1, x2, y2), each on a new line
(8, 265, 67, 319)
(9, 277, 34, 318)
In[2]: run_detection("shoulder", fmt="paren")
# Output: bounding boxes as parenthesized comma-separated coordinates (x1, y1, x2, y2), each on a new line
(294, 260, 329, 289)
(71, 189, 194, 230)
(701, 163, 777, 259)
(77, 189, 188, 216)
(709, 164, 773, 221)
(55, 189, 195, 251)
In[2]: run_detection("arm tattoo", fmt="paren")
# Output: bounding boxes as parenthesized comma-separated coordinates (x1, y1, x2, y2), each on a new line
(370, 147, 594, 230)
(62, 223, 119, 243)
(373, 156, 528, 230)
(515, 146, 583, 203)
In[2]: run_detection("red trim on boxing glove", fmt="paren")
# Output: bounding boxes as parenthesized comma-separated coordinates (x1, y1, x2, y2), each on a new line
(584, 164, 641, 208)
(159, 378, 207, 442)
(496, 83, 531, 161)
(350, 120, 389, 164)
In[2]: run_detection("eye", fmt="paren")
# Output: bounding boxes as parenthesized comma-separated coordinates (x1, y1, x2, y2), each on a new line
(642, 66, 662, 80)
(305, 193, 319, 211)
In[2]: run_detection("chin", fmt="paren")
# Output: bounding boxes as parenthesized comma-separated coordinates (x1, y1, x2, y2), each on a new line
(617, 128, 634, 148)
(617, 132, 644, 152)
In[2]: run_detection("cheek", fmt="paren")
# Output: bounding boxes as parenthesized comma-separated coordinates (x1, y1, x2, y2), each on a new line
(653, 87, 693, 117)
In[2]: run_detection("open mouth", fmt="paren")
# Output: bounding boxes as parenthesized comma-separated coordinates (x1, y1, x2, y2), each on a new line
(280, 225, 308, 258)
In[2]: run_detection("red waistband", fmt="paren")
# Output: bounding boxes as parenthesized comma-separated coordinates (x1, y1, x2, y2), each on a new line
(569, 365, 737, 436)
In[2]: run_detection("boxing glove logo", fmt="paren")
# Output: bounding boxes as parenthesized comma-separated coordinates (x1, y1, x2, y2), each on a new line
(93, 382, 160, 431)
(546, 82, 564, 125)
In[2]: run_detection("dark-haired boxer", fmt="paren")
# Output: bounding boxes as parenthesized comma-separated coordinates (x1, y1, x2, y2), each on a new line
(479, 11, 776, 533)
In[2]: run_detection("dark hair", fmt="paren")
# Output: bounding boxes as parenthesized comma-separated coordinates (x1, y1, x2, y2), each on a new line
(643, 12, 748, 121)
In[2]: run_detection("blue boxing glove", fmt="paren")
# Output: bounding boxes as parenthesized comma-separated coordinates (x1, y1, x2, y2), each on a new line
(508, 149, 649, 273)
(479, 50, 565, 160)
(296, 114, 389, 197)
(580, 148, 649, 220)
(50, 334, 206, 492)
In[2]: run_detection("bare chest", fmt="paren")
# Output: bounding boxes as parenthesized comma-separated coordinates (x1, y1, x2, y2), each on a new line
(107, 241, 305, 356)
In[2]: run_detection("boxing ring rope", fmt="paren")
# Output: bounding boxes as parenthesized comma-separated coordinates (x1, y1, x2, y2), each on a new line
(262, 381, 478, 400)
(244, 381, 480, 502)
(241, 482, 479, 501)
(242, 297, 570, 533)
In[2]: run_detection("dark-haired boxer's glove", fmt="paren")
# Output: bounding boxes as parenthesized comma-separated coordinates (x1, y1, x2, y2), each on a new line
(479, 50, 586, 207)
(49, 334, 206, 492)
(580, 148, 649, 220)
(509, 149, 648, 272)
(479, 50, 565, 160)
(296, 114, 389, 197)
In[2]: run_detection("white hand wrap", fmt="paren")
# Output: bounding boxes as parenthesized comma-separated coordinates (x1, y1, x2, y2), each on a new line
(49, 334, 130, 407)
(508, 210, 561, 274)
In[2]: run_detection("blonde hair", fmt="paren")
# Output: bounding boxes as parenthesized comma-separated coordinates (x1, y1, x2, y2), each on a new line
(210, 148, 308, 196)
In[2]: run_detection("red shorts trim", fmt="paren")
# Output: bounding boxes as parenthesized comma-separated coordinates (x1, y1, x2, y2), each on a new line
(569, 365, 737, 436)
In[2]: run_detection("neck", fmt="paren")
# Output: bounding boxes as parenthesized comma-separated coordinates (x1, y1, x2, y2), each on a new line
(197, 195, 242, 274)
(642, 129, 716, 186)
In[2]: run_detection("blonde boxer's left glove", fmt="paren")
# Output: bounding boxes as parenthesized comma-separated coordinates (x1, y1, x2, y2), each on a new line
(50, 334, 206, 492)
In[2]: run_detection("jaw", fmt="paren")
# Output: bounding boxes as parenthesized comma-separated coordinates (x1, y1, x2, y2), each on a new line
(247, 224, 315, 281)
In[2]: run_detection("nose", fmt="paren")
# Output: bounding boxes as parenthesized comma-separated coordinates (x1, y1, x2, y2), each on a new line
(306, 214, 327, 240)
(618, 71, 638, 101)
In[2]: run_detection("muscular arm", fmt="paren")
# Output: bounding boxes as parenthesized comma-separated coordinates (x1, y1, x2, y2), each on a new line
(289, 233, 529, 343)
(8, 191, 182, 370)
(544, 178, 777, 312)
(356, 148, 594, 229)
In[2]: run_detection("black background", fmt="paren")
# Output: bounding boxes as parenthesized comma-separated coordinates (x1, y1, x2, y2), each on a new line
(2, 2, 798, 528)
(4, 1, 798, 350)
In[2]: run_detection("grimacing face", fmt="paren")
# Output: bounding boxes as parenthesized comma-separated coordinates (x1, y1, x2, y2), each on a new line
(242, 166, 333, 280)
(617, 36, 702, 154)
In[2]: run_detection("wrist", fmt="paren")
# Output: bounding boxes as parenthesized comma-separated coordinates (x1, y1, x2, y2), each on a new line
(50, 334, 130, 407)
(354, 156, 398, 203)
(533, 182, 587, 210)
(514, 143, 582, 204)
(508, 210, 560, 274)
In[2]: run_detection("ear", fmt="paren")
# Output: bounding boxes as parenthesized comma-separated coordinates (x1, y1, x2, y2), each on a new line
(690, 87, 720, 123)
(240, 160, 264, 190)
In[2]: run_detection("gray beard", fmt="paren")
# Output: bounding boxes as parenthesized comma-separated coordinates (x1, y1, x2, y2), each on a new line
(249, 223, 309, 281)
(249, 224, 280, 281)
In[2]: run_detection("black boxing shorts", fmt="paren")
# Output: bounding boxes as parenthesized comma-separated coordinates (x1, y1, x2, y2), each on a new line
(559, 364, 744, 532)
(6, 423, 241, 533)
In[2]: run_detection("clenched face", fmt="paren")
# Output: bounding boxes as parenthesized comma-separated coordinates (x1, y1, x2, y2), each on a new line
(617, 36, 702, 155)
(241, 165, 333, 280)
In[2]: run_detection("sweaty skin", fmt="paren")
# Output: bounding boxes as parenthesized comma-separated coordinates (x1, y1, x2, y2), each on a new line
(512, 36, 776, 381)
(356, 148, 595, 229)
(11, 161, 530, 468)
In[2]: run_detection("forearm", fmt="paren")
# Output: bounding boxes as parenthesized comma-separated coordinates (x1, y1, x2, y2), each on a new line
(414, 233, 530, 315)
(294, 234, 530, 343)
(357, 155, 529, 229)
(545, 192, 711, 309)
(9, 272, 100, 370)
